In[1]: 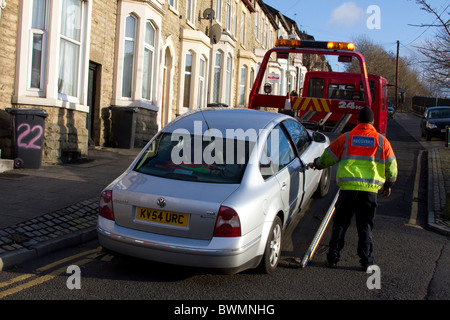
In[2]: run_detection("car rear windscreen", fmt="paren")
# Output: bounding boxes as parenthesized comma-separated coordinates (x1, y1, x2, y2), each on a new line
(134, 132, 254, 184)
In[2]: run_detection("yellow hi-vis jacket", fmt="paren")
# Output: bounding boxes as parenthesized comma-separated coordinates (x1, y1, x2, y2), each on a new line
(314, 123, 398, 193)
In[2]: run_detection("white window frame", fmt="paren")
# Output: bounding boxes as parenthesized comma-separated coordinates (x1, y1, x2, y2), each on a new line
(225, 0, 231, 32)
(142, 20, 156, 102)
(122, 14, 137, 99)
(239, 65, 247, 106)
(197, 56, 207, 108)
(183, 50, 194, 108)
(14, 0, 92, 112)
(232, 1, 237, 36)
(58, 0, 85, 101)
(240, 11, 245, 45)
(250, 67, 255, 95)
(215, 0, 222, 24)
(213, 51, 223, 103)
(28, 0, 48, 95)
(186, 0, 195, 24)
(264, 21, 269, 48)
(168, 0, 177, 9)
(255, 10, 259, 41)
(225, 54, 232, 106)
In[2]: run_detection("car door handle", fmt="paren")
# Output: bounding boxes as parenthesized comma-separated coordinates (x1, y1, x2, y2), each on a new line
(281, 182, 287, 190)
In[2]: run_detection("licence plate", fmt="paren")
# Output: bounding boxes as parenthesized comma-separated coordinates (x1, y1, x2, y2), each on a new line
(136, 207, 189, 227)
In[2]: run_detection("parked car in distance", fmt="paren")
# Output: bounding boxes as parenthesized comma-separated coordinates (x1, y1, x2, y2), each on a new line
(97, 108, 331, 274)
(421, 106, 450, 141)
(387, 101, 395, 118)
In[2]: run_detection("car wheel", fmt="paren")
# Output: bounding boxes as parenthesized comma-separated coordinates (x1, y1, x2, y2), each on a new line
(314, 167, 331, 198)
(426, 130, 432, 141)
(259, 216, 282, 274)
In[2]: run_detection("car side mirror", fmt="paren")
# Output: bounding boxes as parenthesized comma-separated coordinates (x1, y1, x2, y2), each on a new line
(312, 131, 326, 143)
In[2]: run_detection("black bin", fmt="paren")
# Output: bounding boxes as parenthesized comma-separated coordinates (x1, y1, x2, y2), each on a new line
(6, 108, 48, 169)
(110, 106, 138, 149)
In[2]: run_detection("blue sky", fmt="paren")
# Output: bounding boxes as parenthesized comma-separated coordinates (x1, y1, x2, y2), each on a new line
(262, 0, 449, 59)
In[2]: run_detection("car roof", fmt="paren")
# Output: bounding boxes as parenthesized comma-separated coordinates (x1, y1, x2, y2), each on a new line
(427, 106, 450, 109)
(165, 108, 290, 135)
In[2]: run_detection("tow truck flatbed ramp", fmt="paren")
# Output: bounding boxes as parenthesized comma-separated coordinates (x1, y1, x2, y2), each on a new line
(331, 114, 353, 133)
(278, 184, 339, 269)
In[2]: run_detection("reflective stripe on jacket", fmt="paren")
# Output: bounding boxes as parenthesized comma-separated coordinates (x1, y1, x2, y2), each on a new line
(315, 123, 397, 193)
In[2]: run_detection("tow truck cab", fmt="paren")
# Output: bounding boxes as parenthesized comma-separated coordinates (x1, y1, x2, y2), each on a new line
(301, 71, 388, 134)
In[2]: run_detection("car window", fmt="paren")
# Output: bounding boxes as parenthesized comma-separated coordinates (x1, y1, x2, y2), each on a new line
(428, 108, 450, 119)
(134, 132, 253, 184)
(283, 120, 311, 155)
(260, 125, 295, 179)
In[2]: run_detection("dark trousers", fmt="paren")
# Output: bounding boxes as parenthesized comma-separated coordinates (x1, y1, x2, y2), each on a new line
(327, 190, 377, 266)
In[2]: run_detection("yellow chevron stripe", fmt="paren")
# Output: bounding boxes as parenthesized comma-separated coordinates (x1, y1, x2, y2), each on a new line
(293, 97, 332, 112)
(292, 97, 302, 110)
(299, 98, 308, 111)
(321, 99, 331, 112)
(313, 98, 321, 111)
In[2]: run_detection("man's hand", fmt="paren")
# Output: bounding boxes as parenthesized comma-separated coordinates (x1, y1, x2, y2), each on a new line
(306, 162, 316, 170)
(381, 186, 391, 197)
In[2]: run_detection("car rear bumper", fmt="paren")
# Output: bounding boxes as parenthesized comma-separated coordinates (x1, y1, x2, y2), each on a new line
(97, 216, 262, 273)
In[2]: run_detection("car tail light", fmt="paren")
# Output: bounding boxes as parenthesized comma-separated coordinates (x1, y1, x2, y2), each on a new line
(99, 190, 115, 221)
(214, 206, 241, 237)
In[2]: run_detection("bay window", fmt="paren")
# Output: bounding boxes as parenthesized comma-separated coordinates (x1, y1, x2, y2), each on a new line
(114, 2, 162, 109)
(15, 0, 91, 111)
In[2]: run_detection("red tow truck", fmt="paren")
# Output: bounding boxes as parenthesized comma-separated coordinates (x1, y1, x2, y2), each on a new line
(248, 39, 389, 135)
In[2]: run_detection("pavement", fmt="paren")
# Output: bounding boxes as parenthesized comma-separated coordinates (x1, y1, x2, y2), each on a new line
(0, 146, 141, 271)
(0, 115, 449, 272)
(428, 147, 450, 234)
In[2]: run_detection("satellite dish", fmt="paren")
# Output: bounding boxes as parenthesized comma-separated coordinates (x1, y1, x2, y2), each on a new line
(209, 24, 222, 44)
(203, 8, 215, 20)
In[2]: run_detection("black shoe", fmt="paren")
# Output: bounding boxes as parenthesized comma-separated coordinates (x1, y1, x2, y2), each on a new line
(324, 260, 337, 269)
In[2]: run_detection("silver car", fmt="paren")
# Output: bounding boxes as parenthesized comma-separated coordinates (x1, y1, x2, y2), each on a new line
(97, 109, 331, 274)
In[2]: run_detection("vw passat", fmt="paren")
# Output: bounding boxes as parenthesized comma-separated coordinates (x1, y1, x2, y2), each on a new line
(97, 109, 331, 274)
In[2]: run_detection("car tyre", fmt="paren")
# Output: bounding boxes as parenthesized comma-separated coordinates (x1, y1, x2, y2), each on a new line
(259, 216, 282, 274)
(426, 130, 432, 141)
(314, 167, 331, 198)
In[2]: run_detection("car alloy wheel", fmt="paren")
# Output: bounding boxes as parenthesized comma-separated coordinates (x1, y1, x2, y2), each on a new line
(259, 216, 282, 274)
(314, 166, 331, 198)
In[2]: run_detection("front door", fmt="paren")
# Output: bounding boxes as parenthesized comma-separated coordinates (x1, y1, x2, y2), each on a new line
(87, 61, 99, 145)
